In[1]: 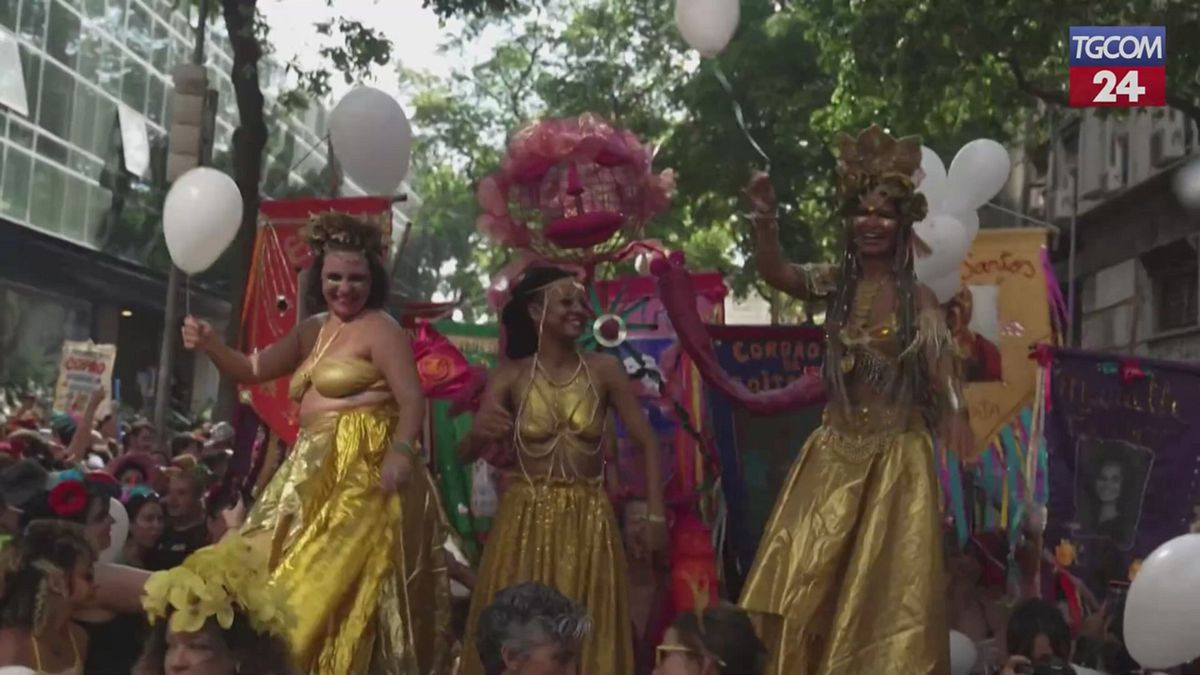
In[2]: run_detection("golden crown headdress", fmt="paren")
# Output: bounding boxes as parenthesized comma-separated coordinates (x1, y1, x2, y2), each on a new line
(142, 533, 292, 636)
(304, 211, 387, 258)
(834, 125, 928, 223)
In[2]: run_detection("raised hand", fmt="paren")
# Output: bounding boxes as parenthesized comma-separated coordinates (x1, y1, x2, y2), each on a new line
(742, 170, 777, 215)
(181, 316, 216, 351)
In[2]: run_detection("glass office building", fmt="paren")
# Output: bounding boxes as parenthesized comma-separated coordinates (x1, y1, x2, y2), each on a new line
(0, 0, 408, 409)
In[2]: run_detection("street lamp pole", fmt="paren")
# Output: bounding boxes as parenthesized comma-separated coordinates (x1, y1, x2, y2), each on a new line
(152, 0, 209, 441)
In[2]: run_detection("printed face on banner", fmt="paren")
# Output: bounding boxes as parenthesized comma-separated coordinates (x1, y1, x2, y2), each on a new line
(944, 284, 1003, 382)
(1072, 437, 1154, 551)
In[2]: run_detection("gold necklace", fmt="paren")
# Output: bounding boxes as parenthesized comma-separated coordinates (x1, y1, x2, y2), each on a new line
(840, 277, 885, 374)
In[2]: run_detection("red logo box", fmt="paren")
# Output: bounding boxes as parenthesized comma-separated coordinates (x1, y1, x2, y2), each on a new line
(1068, 66, 1166, 107)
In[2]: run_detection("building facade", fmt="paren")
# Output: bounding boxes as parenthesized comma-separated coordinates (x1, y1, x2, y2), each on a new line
(1046, 108, 1200, 362)
(0, 0, 415, 415)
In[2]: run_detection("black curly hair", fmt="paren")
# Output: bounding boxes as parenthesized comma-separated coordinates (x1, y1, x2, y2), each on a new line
(499, 266, 577, 360)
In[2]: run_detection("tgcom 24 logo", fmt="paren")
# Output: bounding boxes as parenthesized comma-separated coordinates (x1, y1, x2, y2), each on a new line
(1068, 26, 1166, 108)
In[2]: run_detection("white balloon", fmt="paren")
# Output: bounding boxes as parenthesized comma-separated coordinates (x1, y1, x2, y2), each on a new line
(330, 86, 413, 195)
(943, 139, 1011, 215)
(949, 630, 978, 675)
(163, 167, 243, 275)
(1124, 533, 1200, 669)
(914, 214, 971, 282)
(956, 209, 981, 243)
(917, 146, 948, 213)
(98, 497, 129, 564)
(674, 0, 740, 58)
(1173, 158, 1200, 210)
(924, 270, 963, 304)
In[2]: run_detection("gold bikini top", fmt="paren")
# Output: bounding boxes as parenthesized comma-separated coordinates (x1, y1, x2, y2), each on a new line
(513, 358, 607, 482)
(287, 322, 387, 402)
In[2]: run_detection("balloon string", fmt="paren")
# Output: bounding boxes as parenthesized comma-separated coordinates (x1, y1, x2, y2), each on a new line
(712, 61, 771, 171)
(185, 276, 191, 318)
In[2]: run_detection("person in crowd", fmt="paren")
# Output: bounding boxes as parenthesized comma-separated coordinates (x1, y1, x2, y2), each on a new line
(107, 452, 159, 489)
(5, 431, 57, 470)
(739, 128, 975, 674)
(654, 603, 768, 675)
(0, 520, 95, 675)
(1000, 599, 1080, 675)
(134, 533, 295, 675)
(459, 266, 668, 675)
(169, 433, 201, 460)
(0, 459, 49, 538)
(19, 480, 113, 554)
(118, 491, 165, 569)
(474, 582, 590, 675)
(181, 212, 450, 673)
(151, 468, 210, 570)
(124, 421, 157, 457)
(200, 422, 235, 487)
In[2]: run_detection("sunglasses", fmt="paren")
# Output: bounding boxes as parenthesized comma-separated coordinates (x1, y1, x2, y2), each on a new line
(655, 644, 726, 668)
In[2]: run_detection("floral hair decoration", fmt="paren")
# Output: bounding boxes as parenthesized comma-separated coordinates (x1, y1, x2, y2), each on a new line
(304, 211, 387, 259)
(47, 480, 88, 519)
(142, 533, 292, 636)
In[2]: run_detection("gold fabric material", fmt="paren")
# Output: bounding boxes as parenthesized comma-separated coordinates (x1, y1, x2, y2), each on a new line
(516, 368, 605, 448)
(243, 404, 451, 674)
(459, 479, 633, 675)
(287, 354, 387, 402)
(739, 407, 949, 675)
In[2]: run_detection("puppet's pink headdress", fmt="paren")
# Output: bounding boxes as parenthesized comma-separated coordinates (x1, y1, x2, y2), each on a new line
(476, 114, 675, 261)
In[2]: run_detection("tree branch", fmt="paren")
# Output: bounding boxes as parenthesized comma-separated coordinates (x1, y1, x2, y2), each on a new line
(1004, 55, 1068, 108)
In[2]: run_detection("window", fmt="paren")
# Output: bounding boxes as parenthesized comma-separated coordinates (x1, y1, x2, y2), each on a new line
(19, 45, 41, 121)
(8, 117, 34, 148)
(126, 2, 152, 61)
(35, 130, 69, 164)
(150, 18, 169, 72)
(120, 59, 147, 111)
(90, 95, 117, 161)
(106, 0, 127, 34)
(18, 0, 48, 47)
(82, 0, 104, 19)
(29, 157, 65, 231)
(83, 182, 112, 246)
(60, 172, 87, 239)
(37, 62, 74, 139)
(1, 145, 33, 219)
(46, 0, 81, 68)
(0, 0, 17, 30)
(145, 74, 164, 124)
(1144, 240, 1199, 332)
(67, 82, 96, 152)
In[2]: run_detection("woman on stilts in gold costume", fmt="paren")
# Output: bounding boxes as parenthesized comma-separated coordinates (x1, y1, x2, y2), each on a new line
(739, 126, 977, 675)
(181, 213, 450, 674)
(458, 266, 668, 675)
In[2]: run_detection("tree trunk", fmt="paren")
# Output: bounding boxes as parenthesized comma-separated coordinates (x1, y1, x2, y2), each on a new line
(215, 0, 267, 420)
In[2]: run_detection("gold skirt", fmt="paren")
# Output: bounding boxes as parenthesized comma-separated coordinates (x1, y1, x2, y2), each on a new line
(459, 479, 633, 675)
(243, 405, 451, 675)
(739, 408, 949, 675)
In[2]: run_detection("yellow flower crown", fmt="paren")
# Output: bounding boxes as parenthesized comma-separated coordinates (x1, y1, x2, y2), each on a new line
(142, 534, 292, 637)
(304, 211, 387, 258)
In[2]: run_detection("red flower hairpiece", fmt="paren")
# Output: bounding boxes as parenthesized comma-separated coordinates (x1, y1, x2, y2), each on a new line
(48, 480, 88, 518)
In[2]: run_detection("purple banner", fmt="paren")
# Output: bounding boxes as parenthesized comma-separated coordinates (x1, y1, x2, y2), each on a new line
(1044, 348, 1200, 594)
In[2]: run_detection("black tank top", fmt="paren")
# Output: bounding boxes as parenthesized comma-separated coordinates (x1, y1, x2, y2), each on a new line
(77, 613, 147, 674)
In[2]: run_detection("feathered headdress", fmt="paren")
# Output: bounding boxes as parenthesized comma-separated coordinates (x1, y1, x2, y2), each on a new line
(304, 211, 387, 258)
(834, 125, 928, 225)
(142, 533, 292, 636)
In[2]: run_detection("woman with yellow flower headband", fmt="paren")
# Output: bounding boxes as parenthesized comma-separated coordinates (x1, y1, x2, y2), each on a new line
(181, 212, 450, 673)
(457, 265, 669, 675)
(135, 534, 294, 675)
(739, 126, 978, 674)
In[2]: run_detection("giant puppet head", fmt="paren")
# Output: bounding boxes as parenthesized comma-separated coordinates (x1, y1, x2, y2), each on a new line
(475, 114, 675, 264)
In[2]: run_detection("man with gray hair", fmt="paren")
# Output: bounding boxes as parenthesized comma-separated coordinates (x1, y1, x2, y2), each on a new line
(475, 582, 591, 675)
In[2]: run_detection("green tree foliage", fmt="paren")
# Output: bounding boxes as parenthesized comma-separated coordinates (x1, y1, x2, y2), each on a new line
(405, 0, 1199, 320)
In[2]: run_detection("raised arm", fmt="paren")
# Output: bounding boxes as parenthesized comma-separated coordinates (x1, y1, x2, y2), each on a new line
(182, 315, 312, 385)
(369, 315, 427, 493)
(459, 364, 516, 464)
(64, 388, 106, 463)
(595, 355, 666, 552)
(745, 171, 834, 300)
